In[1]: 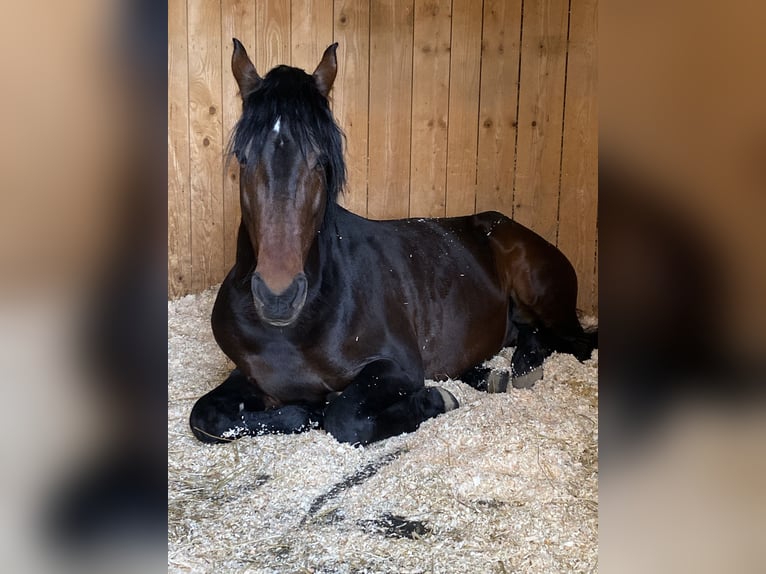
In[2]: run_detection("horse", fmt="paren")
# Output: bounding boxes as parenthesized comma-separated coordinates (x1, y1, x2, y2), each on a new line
(189, 40, 597, 446)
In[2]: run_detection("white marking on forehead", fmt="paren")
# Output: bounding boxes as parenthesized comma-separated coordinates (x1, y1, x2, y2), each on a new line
(272, 117, 281, 134)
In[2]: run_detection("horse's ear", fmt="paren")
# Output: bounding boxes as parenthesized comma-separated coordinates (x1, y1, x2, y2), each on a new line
(232, 38, 261, 99)
(313, 43, 338, 98)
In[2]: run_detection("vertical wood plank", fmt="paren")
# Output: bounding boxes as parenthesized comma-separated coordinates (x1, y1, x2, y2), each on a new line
(409, 0, 452, 218)
(188, 0, 224, 292)
(475, 0, 523, 216)
(168, 0, 191, 297)
(256, 0, 291, 72)
(333, 0, 370, 216)
(513, 0, 569, 244)
(291, 0, 334, 71)
(558, 0, 597, 313)
(221, 0, 255, 272)
(367, 0, 414, 220)
(445, 0, 483, 217)
(169, 0, 597, 305)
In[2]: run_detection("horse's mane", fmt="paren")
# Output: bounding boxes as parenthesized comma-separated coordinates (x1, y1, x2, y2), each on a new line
(227, 65, 346, 208)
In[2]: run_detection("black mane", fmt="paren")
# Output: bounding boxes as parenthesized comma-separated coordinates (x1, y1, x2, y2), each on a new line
(228, 65, 346, 207)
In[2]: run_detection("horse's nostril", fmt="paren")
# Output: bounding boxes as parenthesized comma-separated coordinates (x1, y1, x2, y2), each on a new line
(251, 272, 307, 324)
(290, 275, 308, 309)
(250, 273, 270, 305)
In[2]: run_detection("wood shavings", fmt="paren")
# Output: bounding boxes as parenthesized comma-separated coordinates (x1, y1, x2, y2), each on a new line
(169, 286, 598, 573)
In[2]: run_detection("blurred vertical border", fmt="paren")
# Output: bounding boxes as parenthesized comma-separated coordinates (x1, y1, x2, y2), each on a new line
(0, 0, 167, 572)
(600, 0, 766, 571)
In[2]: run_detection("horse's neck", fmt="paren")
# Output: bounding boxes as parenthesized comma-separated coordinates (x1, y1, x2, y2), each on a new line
(310, 204, 353, 288)
(311, 209, 341, 282)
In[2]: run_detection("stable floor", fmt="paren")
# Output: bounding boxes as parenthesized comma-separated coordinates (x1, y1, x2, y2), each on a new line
(168, 288, 598, 573)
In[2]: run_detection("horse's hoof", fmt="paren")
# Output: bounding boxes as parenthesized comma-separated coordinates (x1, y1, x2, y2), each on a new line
(190, 402, 246, 443)
(511, 366, 543, 389)
(435, 387, 459, 412)
(487, 370, 510, 393)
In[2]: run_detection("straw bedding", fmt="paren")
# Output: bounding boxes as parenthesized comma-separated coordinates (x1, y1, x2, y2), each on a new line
(168, 287, 598, 573)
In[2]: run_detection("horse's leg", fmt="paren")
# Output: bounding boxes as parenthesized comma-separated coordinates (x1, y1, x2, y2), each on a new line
(512, 276, 597, 364)
(484, 217, 597, 387)
(509, 321, 554, 388)
(457, 313, 516, 392)
(323, 360, 458, 445)
(459, 365, 510, 393)
(547, 316, 598, 361)
(189, 369, 323, 443)
(460, 310, 555, 391)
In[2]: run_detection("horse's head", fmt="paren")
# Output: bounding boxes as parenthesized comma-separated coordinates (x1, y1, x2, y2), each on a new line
(229, 39, 344, 327)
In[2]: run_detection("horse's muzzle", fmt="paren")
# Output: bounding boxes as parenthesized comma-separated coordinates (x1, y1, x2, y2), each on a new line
(251, 272, 308, 326)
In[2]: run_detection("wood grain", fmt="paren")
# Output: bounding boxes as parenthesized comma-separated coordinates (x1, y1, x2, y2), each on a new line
(445, 0, 483, 217)
(168, 0, 191, 298)
(291, 0, 334, 71)
(476, 0, 523, 216)
(367, 0, 414, 220)
(333, 0, 371, 217)
(188, 0, 224, 292)
(513, 0, 570, 244)
(221, 0, 255, 272)
(256, 0, 291, 71)
(558, 0, 598, 312)
(409, 0, 452, 218)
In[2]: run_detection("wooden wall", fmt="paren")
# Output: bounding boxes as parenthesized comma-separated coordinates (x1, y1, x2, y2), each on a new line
(168, 0, 597, 312)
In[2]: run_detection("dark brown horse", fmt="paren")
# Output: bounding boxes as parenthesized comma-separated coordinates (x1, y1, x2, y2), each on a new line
(190, 40, 596, 446)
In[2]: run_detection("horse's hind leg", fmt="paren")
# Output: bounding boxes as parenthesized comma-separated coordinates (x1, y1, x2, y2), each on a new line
(509, 321, 553, 388)
(508, 281, 597, 387)
(323, 360, 458, 445)
(189, 370, 323, 443)
(485, 216, 590, 388)
(459, 364, 510, 393)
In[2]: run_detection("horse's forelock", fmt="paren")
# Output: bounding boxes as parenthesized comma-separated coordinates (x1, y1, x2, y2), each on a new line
(228, 66, 346, 207)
